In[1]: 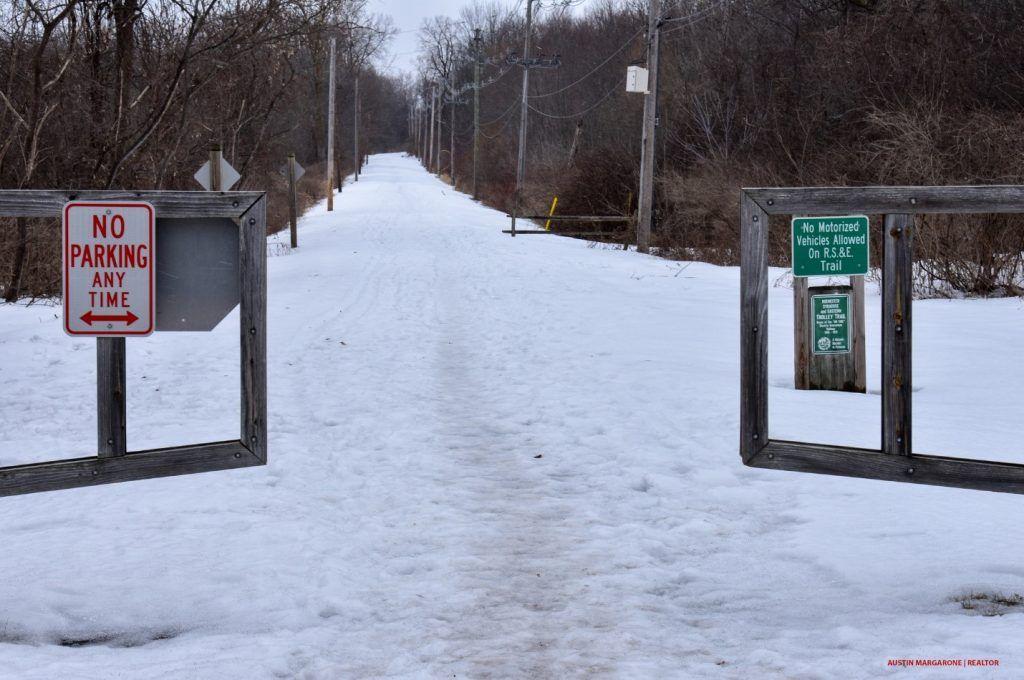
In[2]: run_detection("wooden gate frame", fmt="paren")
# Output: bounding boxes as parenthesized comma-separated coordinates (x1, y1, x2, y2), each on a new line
(0, 190, 267, 497)
(740, 185, 1024, 495)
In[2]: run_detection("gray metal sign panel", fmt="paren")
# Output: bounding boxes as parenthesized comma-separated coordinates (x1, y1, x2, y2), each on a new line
(155, 217, 239, 331)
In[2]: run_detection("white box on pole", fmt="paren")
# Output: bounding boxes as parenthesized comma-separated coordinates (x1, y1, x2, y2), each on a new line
(626, 65, 649, 94)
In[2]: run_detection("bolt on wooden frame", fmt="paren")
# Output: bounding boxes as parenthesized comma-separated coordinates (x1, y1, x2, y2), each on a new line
(0, 190, 267, 497)
(740, 185, 1024, 495)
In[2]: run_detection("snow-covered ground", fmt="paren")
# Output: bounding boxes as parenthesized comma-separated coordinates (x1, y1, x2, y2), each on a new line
(1, 153, 1022, 678)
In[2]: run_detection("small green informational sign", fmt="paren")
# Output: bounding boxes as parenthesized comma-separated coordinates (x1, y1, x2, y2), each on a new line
(792, 215, 869, 277)
(811, 293, 851, 355)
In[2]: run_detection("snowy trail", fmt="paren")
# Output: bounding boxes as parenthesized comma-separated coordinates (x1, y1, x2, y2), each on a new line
(2, 153, 1024, 678)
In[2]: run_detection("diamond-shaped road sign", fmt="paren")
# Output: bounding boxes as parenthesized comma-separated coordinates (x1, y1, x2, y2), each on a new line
(279, 160, 305, 182)
(194, 156, 241, 191)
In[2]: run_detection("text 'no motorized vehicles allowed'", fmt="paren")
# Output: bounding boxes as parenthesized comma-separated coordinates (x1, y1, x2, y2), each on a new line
(63, 201, 155, 336)
(792, 215, 869, 277)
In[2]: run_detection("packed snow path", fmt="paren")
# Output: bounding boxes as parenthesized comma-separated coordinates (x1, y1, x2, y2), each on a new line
(2, 153, 1024, 678)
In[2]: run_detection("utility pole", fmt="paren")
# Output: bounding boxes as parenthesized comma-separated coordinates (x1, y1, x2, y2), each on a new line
(326, 36, 336, 211)
(511, 0, 534, 238)
(353, 72, 360, 182)
(435, 90, 443, 175)
(636, 0, 662, 253)
(421, 98, 428, 164)
(508, 1, 559, 235)
(454, 85, 458, 186)
(428, 85, 436, 172)
(473, 28, 482, 199)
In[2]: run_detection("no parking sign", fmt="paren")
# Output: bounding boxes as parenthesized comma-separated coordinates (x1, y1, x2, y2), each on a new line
(63, 201, 155, 336)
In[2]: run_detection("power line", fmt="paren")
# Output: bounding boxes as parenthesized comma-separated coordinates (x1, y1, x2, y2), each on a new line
(478, 63, 516, 91)
(479, 99, 519, 127)
(475, 104, 516, 139)
(660, 3, 725, 35)
(527, 79, 622, 119)
(480, 120, 514, 140)
(529, 26, 644, 99)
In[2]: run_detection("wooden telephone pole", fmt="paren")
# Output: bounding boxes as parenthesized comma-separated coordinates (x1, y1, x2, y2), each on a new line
(326, 36, 336, 211)
(421, 98, 429, 163)
(473, 29, 482, 199)
(435, 86, 443, 176)
(508, 1, 559, 235)
(353, 72, 360, 182)
(449, 83, 456, 185)
(636, 0, 661, 253)
(511, 0, 535, 237)
(428, 85, 437, 172)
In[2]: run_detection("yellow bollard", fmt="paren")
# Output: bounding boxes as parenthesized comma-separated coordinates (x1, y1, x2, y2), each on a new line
(544, 196, 559, 231)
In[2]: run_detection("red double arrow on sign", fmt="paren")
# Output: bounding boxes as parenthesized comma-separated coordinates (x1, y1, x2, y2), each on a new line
(80, 310, 140, 326)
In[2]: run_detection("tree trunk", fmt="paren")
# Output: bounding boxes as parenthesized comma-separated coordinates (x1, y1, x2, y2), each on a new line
(4, 218, 29, 302)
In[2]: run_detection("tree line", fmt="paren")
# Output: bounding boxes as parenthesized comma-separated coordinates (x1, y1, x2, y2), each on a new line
(0, 0, 411, 301)
(414, 0, 1024, 297)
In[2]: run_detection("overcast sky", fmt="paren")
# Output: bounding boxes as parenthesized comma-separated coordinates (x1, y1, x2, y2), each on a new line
(372, 0, 469, 76)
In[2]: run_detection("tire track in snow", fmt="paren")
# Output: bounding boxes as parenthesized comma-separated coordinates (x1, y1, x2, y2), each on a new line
(420, 217, 621, 678)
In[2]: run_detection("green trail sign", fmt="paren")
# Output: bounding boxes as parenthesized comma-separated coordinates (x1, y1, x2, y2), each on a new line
(811, 293, 851, 355)
(792, 215, 869, 277)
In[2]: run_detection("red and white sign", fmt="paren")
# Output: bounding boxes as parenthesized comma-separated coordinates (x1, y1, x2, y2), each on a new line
(63, 202, 155, 336)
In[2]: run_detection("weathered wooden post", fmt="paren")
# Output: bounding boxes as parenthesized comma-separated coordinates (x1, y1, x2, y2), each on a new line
(794, 277, 866, 392)
(97, 337, 127, 456)
(792, 215, 868, 393)
(623, 191, 634, 251)
(804, 283, 864, 391)
(882, 213, 913, 456)
(326, 36, 336, 211)
(210, 145, 223, 192)
(287, 154, 299, 248)
(353, 72, 360, 182)
(635, 0, 661, 254)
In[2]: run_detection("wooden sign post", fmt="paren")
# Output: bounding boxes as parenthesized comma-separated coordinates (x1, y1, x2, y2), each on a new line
(287, 154, 299, 248)
(794, 281, 866, 392)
